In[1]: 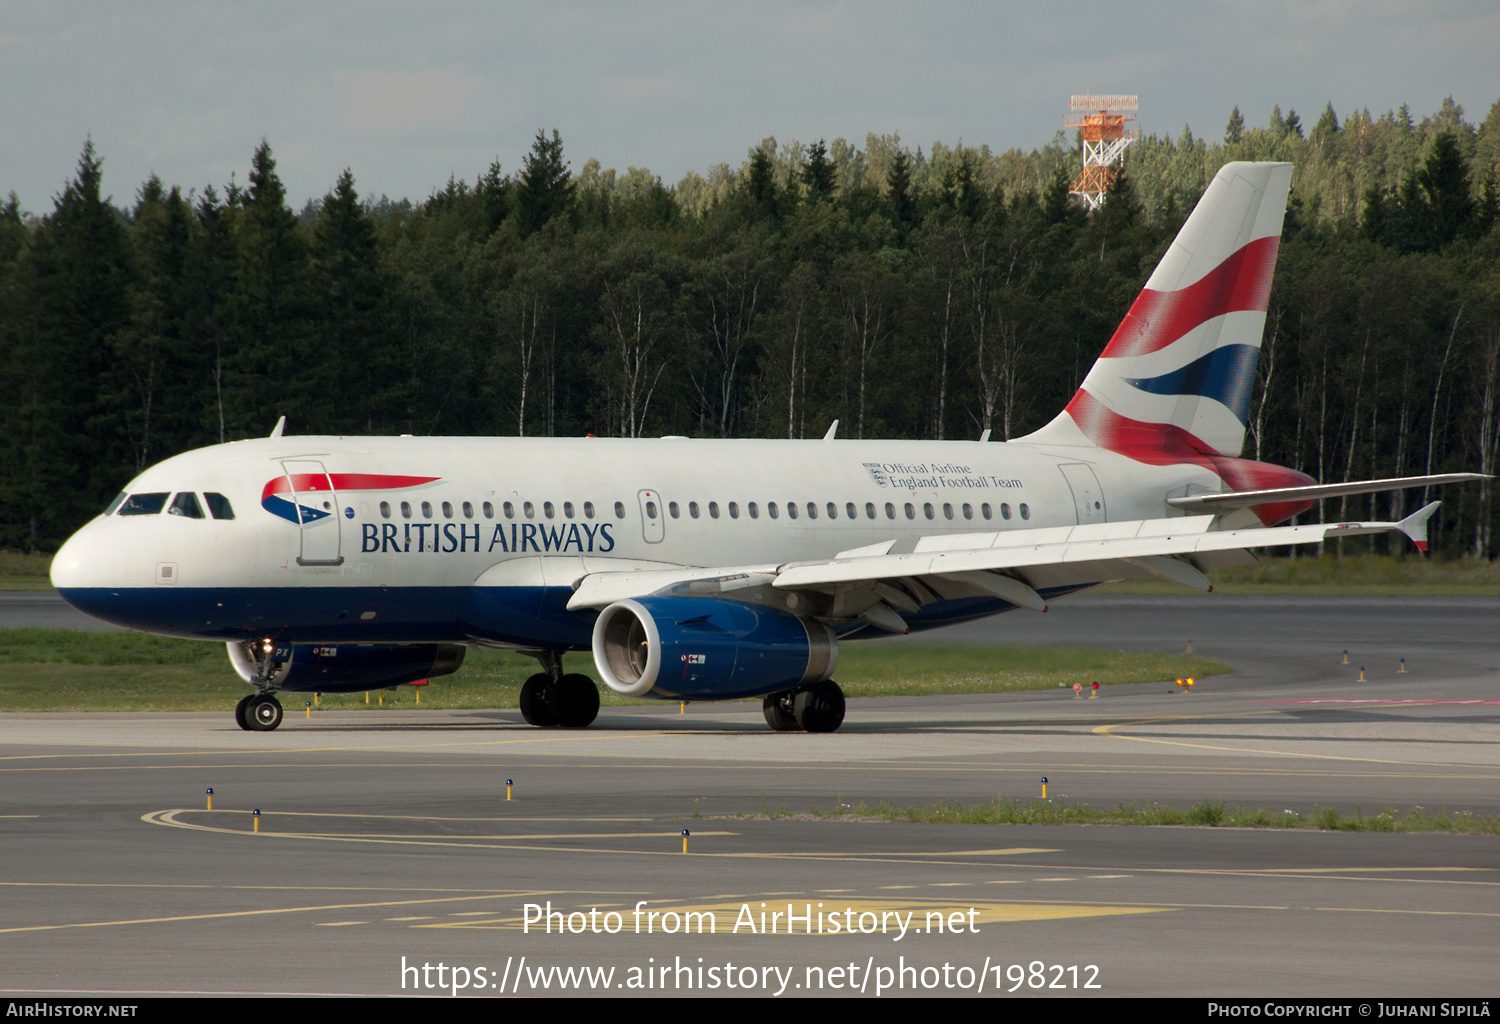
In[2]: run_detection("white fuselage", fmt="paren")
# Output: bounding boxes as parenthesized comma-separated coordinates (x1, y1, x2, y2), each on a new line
(51, 434, 1224, 646)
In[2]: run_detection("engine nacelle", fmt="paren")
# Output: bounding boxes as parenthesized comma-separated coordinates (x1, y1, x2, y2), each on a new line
(592, 596, 838, 701)
(227, 641, 466, 693)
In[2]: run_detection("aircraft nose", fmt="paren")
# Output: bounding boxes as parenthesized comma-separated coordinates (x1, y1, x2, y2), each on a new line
(49, 529, 90, 590)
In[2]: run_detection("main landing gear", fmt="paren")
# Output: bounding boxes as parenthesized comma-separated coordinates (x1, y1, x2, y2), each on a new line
(518, 651, 600, 729)
(234, 692, 284, 732)
(763, 680, 845, 733)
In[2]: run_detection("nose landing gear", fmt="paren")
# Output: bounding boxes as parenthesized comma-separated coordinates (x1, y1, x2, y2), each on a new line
(235, 692, 284, 731)
(234, 639, 286, 731)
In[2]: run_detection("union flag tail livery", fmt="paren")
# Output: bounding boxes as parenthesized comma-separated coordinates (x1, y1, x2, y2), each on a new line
(1022, 163, 1297, 499)
(50, 160, 1482, 733)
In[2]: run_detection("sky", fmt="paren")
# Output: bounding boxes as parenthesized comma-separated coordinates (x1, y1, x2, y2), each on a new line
(2, 1, 1497, 213)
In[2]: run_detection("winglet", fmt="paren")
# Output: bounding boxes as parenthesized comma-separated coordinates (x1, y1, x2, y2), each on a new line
(269, 415, 286, 439)
(823, 420, 839, 441)
(1397, 501, 1440, 555)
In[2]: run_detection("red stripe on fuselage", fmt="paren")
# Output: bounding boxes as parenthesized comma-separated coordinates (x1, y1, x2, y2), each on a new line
(261, 473, 438, 501)
(1065, 390, 1314, 525)
(1100, 236, 1279, 360)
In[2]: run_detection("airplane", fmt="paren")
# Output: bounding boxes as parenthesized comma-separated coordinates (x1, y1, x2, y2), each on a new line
(49, 161, 1485, 733)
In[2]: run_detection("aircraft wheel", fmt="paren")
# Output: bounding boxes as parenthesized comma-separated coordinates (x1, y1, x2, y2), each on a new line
(548, 673, 600, 728)
(234, 694, 254, 731)
(762, 691, 799, 731)
(247, 694, 283, 732)
(793, 680, 845, 734)
(518, 673, 558, 727)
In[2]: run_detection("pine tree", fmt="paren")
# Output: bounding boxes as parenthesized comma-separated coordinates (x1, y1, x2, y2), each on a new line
(312, 169, 387, 432)
(516, 130, 574, 236)
(802, 140, 835, 203)
(887, 148, 915, 231)
(226, 141, 311, 435)
(745, 146, 777, 220)
(1225, 106, 1245, 145)
(1409, 131, 1476, 249)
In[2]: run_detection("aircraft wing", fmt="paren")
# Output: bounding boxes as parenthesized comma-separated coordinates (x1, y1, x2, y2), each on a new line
(1165, 473, 1487, 513)
(567, 502, 1441, 631)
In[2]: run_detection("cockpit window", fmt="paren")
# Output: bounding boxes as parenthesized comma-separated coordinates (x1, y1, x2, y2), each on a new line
(104, 493, 127, 516)
(205, 493, 235, 520)
(118, 493, 169, 516)
(168, 493, 205, 519)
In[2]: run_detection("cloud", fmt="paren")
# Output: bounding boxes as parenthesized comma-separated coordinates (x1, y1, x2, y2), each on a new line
(349, 69, 479, 133)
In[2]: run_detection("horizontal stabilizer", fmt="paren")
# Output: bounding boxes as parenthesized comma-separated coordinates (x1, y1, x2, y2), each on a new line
(1167, 473, 1487, 513)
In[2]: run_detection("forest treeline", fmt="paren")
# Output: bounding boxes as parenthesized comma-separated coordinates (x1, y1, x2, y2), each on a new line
(1, 99, 1498, 556)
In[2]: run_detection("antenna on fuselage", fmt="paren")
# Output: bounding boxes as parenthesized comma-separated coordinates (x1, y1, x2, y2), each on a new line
(979, 428, 992, 442)
(823, 420, 839, 441)
(269, 415, 286, 439)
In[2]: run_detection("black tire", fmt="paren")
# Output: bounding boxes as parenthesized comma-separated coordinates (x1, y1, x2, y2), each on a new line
(762, 691, 799, 731)
(519, 673, 558, 727)
(793, 680, 845, 734)
(247, 694, 283, 732)
(234, 694, 254, 731)
(548, 673, 600, 728)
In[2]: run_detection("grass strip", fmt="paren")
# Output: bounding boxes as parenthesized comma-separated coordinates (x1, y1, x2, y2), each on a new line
(736, 795, 1500, 836)
(0, 630, 1226, 712)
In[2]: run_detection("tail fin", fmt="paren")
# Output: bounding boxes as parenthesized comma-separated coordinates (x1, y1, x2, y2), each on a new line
(1020, 161, 1293, 460)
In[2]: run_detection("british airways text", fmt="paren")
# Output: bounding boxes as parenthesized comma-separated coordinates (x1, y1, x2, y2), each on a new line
(362, 522, 616, 555)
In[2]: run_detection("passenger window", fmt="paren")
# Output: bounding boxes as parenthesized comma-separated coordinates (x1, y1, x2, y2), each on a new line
(523, 501, 535, 519)
(584, 501, 595, 519)
(787, 502, 798, 520)
(544, 501, 555, 519)
(885, 502, 895, 519)
(942, 503, 954, 520)
(963, 503, 973, 520)
(646, 501, 658, 519)
(442, 501, 454, 519)
(614, 501, 626, 518)
(462, 501, 473, 519)
(205, 493, 236, 520)
(828, 502, 838, 519)
(748, 502, 759, 519)
(846, 502, 857, 519)
(421, 501, 433, 519)
(728, 501, 739, 519)
(767, 502, 778, 520)
(504, 501, 515, 519)
(168, 493, 205, 519)
(689, 501, 700, 519)
(563, 501, 575, 518)
(669, 501, 680, 519)
(708, 501, 720, 519)
(982, 503, 992, 520)
(1000, 503, 1010, 520)
(904, 503, 915, 520)
(401, 501, 412, 519)
(380, 501, 392, 519)
(482, 501, 494, 519)
(805, 502, 816, 520)
(119, 493, 169, 516)
(865, 502, 875, 519)
(1020, 503, 1031, 520)
(105, 493, 127, 516)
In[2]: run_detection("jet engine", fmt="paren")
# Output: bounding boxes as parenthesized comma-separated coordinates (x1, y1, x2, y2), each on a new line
(591, 596, 837, 701)
(227, 641, 466, 693)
